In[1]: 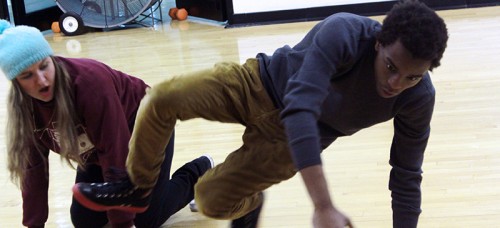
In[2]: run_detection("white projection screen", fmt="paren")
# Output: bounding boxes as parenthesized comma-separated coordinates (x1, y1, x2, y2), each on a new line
(232, 0, 395, 14)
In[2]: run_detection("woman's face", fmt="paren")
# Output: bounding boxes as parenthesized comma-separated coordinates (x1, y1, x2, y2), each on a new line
(16, 57, 56, 102)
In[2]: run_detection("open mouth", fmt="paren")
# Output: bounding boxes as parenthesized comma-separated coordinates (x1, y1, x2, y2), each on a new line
(38, 86, 52, 100)
(40, 86, 49, 93)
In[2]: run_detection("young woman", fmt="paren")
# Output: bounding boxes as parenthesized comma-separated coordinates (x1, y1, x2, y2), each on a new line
(0, 20, 212, 228)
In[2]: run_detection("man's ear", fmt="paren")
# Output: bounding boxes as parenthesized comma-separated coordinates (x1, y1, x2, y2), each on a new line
(375, 41, 381, 51)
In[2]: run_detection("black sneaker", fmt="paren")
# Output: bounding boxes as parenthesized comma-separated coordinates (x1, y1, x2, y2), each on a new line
(231, 192, 264, 228)
(72, 179, 151, 213)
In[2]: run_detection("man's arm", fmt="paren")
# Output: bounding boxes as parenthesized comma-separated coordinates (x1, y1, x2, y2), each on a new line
(300, 164, 353, 228)
(390, 79, 435, 227)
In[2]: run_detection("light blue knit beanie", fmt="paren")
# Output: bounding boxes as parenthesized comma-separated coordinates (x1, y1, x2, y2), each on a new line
(0, 20, 54, 80)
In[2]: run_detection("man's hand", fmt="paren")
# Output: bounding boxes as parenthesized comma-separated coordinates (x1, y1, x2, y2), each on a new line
(313, 206, 354, 228)
(299, 165, 354, 228)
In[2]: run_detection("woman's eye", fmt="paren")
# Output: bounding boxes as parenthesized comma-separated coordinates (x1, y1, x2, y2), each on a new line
(19, 73, 32, 80)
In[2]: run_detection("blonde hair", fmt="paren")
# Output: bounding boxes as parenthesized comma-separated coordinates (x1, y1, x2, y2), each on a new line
(7, 56, 83, 188)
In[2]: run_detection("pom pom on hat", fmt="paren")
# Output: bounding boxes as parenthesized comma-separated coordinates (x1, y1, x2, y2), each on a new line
(0, 19, 54, 80)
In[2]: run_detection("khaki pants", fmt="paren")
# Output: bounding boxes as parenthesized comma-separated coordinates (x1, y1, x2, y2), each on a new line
(127, 58, 297, 220)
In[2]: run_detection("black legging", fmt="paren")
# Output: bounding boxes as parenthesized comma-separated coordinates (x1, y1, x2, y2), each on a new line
(70, 132, 211, 228)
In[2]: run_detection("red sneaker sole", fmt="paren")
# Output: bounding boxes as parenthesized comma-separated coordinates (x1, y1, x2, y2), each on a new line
(72, 184, 149, 213)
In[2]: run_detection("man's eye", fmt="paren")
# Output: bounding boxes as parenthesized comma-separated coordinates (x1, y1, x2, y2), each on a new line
(386, 64, 396, 72)
(409, 76, 421, 81)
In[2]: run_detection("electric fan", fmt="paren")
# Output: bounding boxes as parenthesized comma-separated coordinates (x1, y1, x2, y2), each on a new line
(55, 0, 162, 36)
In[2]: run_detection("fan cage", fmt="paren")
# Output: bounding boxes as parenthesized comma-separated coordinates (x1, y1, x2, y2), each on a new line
(55, 0, 161, 28)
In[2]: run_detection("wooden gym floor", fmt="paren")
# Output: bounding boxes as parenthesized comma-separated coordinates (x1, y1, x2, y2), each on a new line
(0, 4, 499, 228)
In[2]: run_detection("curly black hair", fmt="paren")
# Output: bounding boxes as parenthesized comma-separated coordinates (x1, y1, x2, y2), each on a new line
(377, 0, 449, 70)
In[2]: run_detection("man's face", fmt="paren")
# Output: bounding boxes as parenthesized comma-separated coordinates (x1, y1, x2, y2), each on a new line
(374, 40, 431, 98)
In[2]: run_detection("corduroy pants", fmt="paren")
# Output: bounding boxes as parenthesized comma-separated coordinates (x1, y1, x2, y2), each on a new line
(127, 58, 297, 220)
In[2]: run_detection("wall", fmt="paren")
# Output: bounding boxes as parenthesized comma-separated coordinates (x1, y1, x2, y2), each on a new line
(232, 0, 394, 14)
(24, 0, 56, 14)
(225, 0, 499, 27)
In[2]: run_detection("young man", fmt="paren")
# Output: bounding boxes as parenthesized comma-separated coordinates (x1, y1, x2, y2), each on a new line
(73, 0, 448, 227)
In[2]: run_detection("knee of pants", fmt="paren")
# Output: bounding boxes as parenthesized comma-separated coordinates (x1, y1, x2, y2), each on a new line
(147, 84, 184, 111)
(71, 203, 108, 228)
(194, 181, 232, 219)
(134, 216, 162, 228)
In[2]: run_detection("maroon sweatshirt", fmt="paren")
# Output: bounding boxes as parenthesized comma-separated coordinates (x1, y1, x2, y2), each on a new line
(21, 57, 148, 227)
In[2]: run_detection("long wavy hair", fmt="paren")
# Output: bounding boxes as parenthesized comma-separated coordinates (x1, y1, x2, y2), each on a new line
(7, 56, 83, 188)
